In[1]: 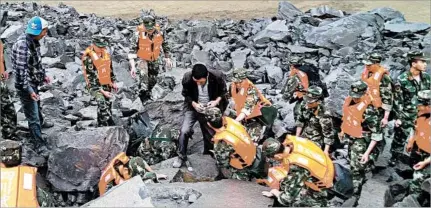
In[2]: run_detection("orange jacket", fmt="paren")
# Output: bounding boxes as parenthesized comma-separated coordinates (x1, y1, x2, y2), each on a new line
(0, 164, 39, 207)
(98, 152, 131, 195)
(231, 79, 271, 120)
(407, 105, 431, 154)
(341, 95, 373, 138)
(213, 117, 256, 169)
(289, 68, 309, 98)
(361, 66, 388, 108)
(81, 44, 112, 86)
(0, 41, 4, 75)
(136, 24, 163, 61)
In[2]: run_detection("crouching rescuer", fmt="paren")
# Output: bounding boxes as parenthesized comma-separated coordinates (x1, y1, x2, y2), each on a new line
(204, 107, 267, 181)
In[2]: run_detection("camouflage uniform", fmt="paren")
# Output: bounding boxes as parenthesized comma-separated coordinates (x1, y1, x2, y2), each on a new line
(229, 68, 267, 143)
(1, 40, 18, 140)
(281, 56, 306, 121)
(408, 90, 431, 198)
(129, 15, 170, 104)
(0, 140, 55, 207)
(392, 52, 431, 163)
(136, 126, 177, 165)
(296, 86, 334, 149)
(82, 35, 117, 127)
(343, 81, 383, 204)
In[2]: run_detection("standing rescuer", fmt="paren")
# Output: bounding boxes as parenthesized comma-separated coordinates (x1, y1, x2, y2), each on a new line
(128, 14, 172, 104)
(82, 33, 118, 127)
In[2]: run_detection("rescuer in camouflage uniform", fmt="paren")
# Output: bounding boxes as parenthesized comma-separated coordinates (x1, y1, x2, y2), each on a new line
(205, 107, 267, 181)
(295, 86, 334, 154)
(1, 38, 18, 140)
(391, 51, 430, 165)
(281, 56, 306, 121)
(361, 53, 394, 163)
(0, 140, 55, 207)
(82, 34, 118, 127)
(128, 14, 172, 104)
(136, 125, 178, 165)
(341, 81, 383, 206)
(261, 138, 329, 207)
(406, 90, 431, 200)
(228, 68, 271, 144)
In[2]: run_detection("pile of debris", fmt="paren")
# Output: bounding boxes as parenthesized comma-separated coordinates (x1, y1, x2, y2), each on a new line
(1, 0, 430, 206)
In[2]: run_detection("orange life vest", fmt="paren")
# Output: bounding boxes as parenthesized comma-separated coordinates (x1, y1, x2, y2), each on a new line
(341, 95, 373, 138)
(213, 117, 256, 169)
(407, 105, 431, 154)
(278, 135, 334, 191)
(98, 152, 131, 195)
(262, 166, 288, 190)
(231, 79, 272, 120)
(289, 68, 309, 98)
(81, 44, 112, 86)
(0, 165, 39, 207)
(136, 24, 164, 61)
(0, 41, 5, 75)
(361, 66, 388, 108)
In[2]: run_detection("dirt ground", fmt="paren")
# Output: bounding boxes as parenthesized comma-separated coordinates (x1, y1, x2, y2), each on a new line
(33, 1, 430, 23)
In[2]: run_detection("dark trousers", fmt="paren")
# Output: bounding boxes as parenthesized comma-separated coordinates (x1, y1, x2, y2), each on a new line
(178, 110, 215, 160)
(17, 88, 45, 146)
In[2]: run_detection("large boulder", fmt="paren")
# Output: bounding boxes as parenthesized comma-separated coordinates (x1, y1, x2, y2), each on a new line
(186, 20, 217, 45)
(253, 20, 290, 45)
(46, 126, 129, 192)
(277, 1, 303, 22)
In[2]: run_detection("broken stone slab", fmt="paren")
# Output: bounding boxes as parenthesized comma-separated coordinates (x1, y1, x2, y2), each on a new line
(231, 48, 251, 69)
(263, 65, 283, 86)
(77, 105, 98, 120)
(0, 23, 24, 41)
(84, 176, 154, 207)
(203, 41, 228, 54)
(47, 126, 129, 192)
(393, 195, 421, 207)
(253, 20, 290, 45)
(308, 5, 344, 19)
(190, 48, 211, 68)
(370, 7, 405, 23)
(277, 1, 303, 22)
(187, 20, 217, 45)
(287, 44, 319, 54)
(384, 179, 412, 207)
(146, 179, 273, 208)
(384, 22, 431, 34)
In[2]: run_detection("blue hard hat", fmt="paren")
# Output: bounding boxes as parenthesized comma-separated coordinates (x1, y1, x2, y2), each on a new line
(25, 16, 48, 35)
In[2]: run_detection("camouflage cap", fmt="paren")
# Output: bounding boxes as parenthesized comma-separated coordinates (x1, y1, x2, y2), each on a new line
(0, 140, 22, 167)
(304, 85, 323, 103)
(407, 51, 430, 62)
(362, 53, 383, 65)
(92, 33, 111, 48)
(232, 68, 248, 83)
(289, 56, 303, 66)
(142, 15, 156, 29)
(203, 107, 222, 123)
(349, 80, 368, 98)
(262, 137, 281, 157)
(418, 90, 431, 104)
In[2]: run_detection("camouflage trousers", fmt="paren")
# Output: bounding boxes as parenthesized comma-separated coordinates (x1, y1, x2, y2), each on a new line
(293, 100, 302, 122)
(37, 187, 55, 207)
(244, 119, 265, 143)
(94, 92, 114, 127)
(137, 59, 160, 104)
(409, 151, 430, 198)
(391, 119, 414, 162)
(137, 139, 177, 165)
(0, 82, 17, 140)
(128, 156, 158, 182)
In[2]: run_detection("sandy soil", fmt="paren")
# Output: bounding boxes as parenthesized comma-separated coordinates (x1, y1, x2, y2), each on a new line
(33, 0, 430, 23)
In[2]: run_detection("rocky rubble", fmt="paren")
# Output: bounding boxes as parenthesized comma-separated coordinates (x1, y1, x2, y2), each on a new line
(1, 0, 430, 207)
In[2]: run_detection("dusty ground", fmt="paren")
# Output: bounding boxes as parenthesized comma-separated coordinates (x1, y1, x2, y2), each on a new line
(33, 0, 430, 23)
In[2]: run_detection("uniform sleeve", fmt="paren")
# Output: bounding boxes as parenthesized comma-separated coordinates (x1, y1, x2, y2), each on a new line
(295, 102, 306, 128)
(392, 78, 404, 120)
(380, 74, 393, 111)
(320, 109, 334, 146)
(214, 141, 235, 168)
(161, 32, 170, 57)
(277, 166, 310, 206)
(281, 76, 300, 101)
(363, 106, 383, 141)
(83, 55, 102, 95)
(241, 86, 260, 116)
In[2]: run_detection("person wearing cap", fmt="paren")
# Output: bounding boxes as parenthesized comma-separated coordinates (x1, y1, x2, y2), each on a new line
(136, 125, 178, 165)
(1, 38, 18, 141)
(340, 80, 383, 206)
(0, 140, 55, 207)
(11, 16, 53, 155)
(295, 86, 334, 154)
(204, 107, 267, 181)
(229, 67, 272, 144)
(128, 13, 172, 105)
(405, 90, 430, 200)
(82, 33, 118, 127)
(391, 51, 431, 165)
(174, 63, 228, 169)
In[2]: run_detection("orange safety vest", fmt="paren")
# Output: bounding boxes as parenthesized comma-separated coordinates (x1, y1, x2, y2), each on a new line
(0, 41, 5, 75)
(98, 152, 131, 195)
(262, 166, 288, 190)
(136, 24, 164, 61)
(407, 105, 431, 154)
(81, 44, 112, 86)
(278, 135, 334, 191)
(341, 95, 373, 138)
(361, 66, 388, 108)
(289, 68, 309, 98)
(0, 164, 39, 207)
(231, 79, 272, 120)
(213, 117, 256, 169)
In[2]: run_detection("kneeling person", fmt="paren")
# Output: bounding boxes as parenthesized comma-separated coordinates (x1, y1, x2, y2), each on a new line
(136, 125, 178, 165)
(205, 107, 267, 181)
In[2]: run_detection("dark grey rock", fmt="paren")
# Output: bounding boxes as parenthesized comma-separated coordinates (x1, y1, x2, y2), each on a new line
(0, 23, 24, 41)
(393, 195, 421, 207)
(190, 48, 211, 68)
(384, 22, 430, 34)
(384, 179, 411, 207)
(187, 20, 217, 45)
(277, 1, 303, 22)
(287, 44, 318, 54)
(263, 65, 283, 86)
(370, 7, 405, 23)
(309, 5, 344, 19)
(231, 48, 251, 69)
(253, 20, 290, 45)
